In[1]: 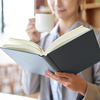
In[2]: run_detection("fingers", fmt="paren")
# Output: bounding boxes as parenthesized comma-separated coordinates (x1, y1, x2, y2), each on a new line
(26, 24, 39, 33)
(26, 26, 36, 34)
(44, 71, 56, 79)
(26, 18, 36, 32)
(26, 18, 37, 33)
(28, 18, 35, 26)
(25, 18, 41, 43)
(55, 72, 75, 79)
(29, 18, 35, 22)
(44, 71, 69, 83)
(44, 71, 87, 92)
(44, 72, 70, 87)
(26, 25, 36, 31)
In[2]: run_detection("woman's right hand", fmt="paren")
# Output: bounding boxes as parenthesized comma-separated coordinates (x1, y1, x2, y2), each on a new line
(26, 18, 41, 43)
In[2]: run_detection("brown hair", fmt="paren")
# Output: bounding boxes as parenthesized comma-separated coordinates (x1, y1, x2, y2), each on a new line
(78, 0, 83, 16)
(78, 0, 81, 14)
(78, 6, 81, 14)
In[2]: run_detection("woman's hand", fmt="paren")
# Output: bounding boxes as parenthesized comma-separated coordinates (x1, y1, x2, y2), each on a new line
(26, 18, 41, 43)
(44, 71, 87, 96)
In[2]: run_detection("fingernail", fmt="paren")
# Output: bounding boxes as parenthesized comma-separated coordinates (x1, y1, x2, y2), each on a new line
(44, 74, 46, 76)
(46, 71, 50, 74)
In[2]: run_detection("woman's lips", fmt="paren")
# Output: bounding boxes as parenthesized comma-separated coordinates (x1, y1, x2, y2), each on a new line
(55, 9, 66, 13)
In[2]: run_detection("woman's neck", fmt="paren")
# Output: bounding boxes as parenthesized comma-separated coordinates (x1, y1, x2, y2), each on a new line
(58, 15, 79, 36)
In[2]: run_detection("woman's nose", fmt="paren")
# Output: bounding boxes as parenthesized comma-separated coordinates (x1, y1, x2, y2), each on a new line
(55, 0, 61, 7)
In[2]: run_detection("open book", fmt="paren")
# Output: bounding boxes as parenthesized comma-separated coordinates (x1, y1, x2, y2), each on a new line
(2, 26, 90, 56)
(1, 26, 100, 75)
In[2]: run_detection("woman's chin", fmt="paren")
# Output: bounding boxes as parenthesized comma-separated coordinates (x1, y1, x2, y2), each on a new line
(55, 13, 66, 19)
(56, 15, 66, 20)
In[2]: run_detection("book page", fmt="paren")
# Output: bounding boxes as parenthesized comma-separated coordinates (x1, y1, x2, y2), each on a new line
(45, 26, 90, 55)
(2, 38, 45, 56)
(9, 38, 43, 53)
(2, 44, 44, 55)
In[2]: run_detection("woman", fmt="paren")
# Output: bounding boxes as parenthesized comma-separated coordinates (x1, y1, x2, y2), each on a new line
(22, 0, 100, 100)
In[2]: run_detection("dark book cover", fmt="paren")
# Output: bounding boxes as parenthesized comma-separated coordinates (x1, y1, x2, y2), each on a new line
(48, 29, 100, 74)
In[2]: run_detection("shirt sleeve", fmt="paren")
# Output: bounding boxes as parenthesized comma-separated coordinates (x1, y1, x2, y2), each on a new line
(22, 70, 40, 95)
(83, 82, 100, 100)
(83, 61, 100, 100)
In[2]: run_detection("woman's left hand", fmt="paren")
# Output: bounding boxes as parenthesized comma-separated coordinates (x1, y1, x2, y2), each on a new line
(44, 71, 87, 96)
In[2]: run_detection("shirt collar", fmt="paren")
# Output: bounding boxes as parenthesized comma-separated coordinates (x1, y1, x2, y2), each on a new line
(49, 22, 59, 35)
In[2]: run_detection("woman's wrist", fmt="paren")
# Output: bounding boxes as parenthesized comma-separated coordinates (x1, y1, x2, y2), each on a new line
(79, 81, 87, 96)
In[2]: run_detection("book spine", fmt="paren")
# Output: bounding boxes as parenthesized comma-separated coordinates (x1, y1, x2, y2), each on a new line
(42, 56, 60, 73)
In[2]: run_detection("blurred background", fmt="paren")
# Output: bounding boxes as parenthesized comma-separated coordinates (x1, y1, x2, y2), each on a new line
(0, 0, 100, 99)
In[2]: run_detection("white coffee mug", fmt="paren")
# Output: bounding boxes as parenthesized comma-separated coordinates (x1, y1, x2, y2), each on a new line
(35, 13, 54, 32)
